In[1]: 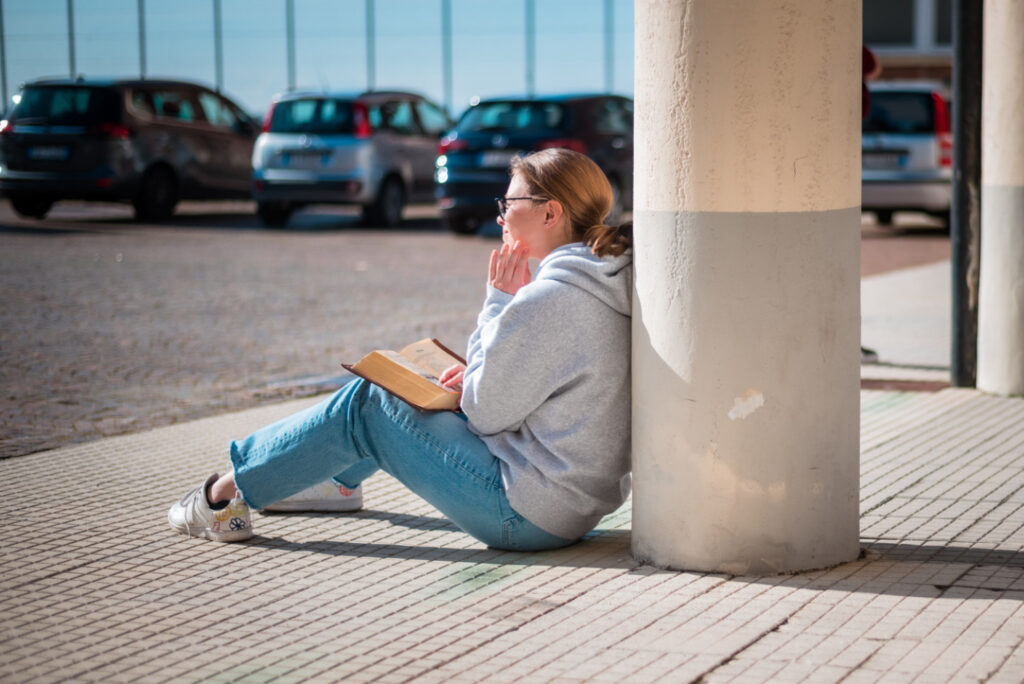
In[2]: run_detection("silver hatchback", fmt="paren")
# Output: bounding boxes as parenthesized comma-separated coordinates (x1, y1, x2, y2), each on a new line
(862, 81, 952, 227)
(251, 90, 452, 227)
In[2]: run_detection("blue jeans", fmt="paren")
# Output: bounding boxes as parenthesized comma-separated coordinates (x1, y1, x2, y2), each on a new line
(230, 379, 575, 552)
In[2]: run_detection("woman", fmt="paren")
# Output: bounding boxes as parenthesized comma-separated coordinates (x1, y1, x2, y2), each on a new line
(168, 148, 633, 551)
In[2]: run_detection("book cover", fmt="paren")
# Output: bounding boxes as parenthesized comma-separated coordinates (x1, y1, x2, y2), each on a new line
(343, 338, 465, 411)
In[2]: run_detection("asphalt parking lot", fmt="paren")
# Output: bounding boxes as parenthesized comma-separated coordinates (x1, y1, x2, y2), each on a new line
(0, 201, 497, 458)
(0, 201, 949, 459)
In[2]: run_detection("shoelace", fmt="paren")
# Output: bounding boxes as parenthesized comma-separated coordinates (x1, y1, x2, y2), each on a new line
(181, 484, 206, 539)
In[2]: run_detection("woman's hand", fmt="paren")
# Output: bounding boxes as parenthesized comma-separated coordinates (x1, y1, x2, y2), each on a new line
(489, 240, 531, 295)
(438, 364, 465, 392)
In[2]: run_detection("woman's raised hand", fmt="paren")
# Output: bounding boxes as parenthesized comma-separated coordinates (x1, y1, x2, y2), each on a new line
(489, 240, 531, 295)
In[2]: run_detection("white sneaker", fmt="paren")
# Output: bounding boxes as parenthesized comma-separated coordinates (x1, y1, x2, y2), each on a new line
(263, 482, 363, 512)
(168, 473, 253, 542)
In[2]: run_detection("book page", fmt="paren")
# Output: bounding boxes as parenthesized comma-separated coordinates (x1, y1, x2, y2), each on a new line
(374, 350, 439, 382)
(399, 338, 464, 379)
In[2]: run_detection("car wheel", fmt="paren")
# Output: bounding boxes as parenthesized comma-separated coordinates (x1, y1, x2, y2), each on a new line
(930, 209, 952, 231)
(257, 201, 293, 228)
(441, 212, 480, 235)
(133, 167, 178, 222)
(9, 196, 54, 219)
(363, 177, 405, 227)
(874, 210, 894, 226)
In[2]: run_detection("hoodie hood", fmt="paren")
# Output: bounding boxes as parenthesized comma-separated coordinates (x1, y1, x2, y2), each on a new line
(533, 242, 632, 317)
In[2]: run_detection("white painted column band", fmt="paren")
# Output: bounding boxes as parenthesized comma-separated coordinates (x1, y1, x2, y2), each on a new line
(978, 0, 1024, 395)
(635, 0, 861, 214)
(981, 0, 1024, 187)
(632, 0, 862, 573)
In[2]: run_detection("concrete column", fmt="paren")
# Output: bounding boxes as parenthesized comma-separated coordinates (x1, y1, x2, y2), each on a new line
(977, 0, 1024, 396)
(632, 0, 862, 574)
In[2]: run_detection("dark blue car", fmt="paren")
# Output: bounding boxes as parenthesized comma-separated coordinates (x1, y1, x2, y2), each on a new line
(435, 94, 633, 235)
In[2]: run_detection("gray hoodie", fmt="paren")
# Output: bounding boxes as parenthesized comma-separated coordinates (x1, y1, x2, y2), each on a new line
(460, 242, 632, 540)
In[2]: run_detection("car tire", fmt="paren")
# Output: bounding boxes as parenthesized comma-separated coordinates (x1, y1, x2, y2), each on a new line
(257, 201, 293, 228)
(930, 209, 952, 232)
(363, 176, 405, 227)
(441, 212, 480, 235)
(875, 210, 894, 226)
(9, 196, 54, 219)
(133, 167, 178, 222)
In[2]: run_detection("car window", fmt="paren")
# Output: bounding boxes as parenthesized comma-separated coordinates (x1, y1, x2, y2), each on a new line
(129, 90, 154, 116)
(593, 98, 633, 135)
(414, 100, 450, 136)
(9, 86, 120, 125)
(863, 92, 937, 134)
(379, 100, 420, 135)
(198, 92, 241, 129)
(367, 104, 383, 129)
(268, 98, 355, 134)
(149, 90, 198, 123)
(457, 101, 565, 133)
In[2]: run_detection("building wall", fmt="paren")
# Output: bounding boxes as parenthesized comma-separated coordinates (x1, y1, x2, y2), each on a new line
(865, 0, 952, 83)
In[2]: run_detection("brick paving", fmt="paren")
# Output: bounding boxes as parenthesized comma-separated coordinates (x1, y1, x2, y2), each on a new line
(0, 387, 1021, 682)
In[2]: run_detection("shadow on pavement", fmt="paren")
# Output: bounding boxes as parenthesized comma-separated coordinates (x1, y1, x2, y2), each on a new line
(247, 532, 637, 570)
(865, 541, 1024, 569)
(260, 507, 463, 533)
(243, 532, 1024, 598)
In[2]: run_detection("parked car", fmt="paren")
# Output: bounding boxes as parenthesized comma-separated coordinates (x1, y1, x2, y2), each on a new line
(251, 90, 452, 227)
(434, 94, 633, 234)
(862, 81, 952, 227)
(0, 77, 257, 221)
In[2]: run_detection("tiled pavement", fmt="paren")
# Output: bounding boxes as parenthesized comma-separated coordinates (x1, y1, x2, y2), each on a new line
(3, 259, 1023, 682)
(1, 384, 1022, 683)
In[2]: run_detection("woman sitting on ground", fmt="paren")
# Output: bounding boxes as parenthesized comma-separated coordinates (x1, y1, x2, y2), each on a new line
(168, 148, 633, 551)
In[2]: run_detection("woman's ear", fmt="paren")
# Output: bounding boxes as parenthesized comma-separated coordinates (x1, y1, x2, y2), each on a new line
(544, 200, 564, 228)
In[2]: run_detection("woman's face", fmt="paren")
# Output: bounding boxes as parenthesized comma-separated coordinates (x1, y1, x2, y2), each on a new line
(497, 173, 548, 251)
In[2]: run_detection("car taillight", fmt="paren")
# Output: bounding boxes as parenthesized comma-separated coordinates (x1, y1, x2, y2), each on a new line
(91, 122, 134, 139)
(0, 120, 11, 135)
(438, 134, 467, 155)
(538, 138, 587, 154)
(353, 102, 372, 138)
(932, 93, 952, 168)
(261, 102, 276, 133)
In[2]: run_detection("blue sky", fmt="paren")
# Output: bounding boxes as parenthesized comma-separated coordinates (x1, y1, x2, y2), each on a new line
(0, 0, 635, 118)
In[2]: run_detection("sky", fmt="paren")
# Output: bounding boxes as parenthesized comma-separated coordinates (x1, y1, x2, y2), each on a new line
(0, 0, 635, 118)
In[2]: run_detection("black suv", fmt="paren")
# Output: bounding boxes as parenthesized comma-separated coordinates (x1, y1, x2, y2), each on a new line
(434, 94, 633, 234)
(0, 78, 257, 221)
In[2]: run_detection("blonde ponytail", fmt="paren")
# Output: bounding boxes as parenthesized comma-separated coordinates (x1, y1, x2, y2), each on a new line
(583, 221, 633, 258)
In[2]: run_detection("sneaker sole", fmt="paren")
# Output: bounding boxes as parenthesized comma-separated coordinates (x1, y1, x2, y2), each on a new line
(168, 518, 253, 543)
(262, 498, 363, 513)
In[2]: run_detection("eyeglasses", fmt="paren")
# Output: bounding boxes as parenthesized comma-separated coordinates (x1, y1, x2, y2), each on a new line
(495, 196, 547, 218)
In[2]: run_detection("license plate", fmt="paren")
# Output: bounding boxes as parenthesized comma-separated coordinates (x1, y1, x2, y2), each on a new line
(27, 146, 69, 161)
(480, 150, 518, 168)
(282, 151, 328, 169)
(862, 150, 905, 170)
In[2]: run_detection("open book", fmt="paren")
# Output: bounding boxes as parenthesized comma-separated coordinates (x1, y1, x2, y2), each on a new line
(342, 338, 466, 411)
